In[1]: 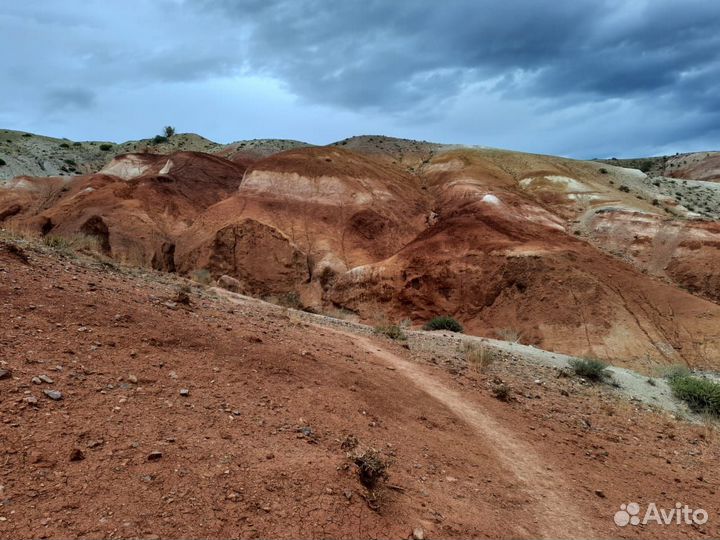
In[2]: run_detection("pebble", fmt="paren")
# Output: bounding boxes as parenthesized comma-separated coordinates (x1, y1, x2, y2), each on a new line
(69, 448, 85, 462)
(147, 451, 163, 461)
(43, 389, 63, 401)
(594, 489, 606, 498)
(0, 369, 11, 380)
(127, 374, 138, 384)
(412, 527, 425, 540)
(179, 388, 189, 397)
(24, 396, 38, 405)
(39, 374, 54, 384)
(31, 377, 41, 385)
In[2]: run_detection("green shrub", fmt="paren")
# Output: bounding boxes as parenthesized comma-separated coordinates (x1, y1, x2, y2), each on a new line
(163, 126, 176, 137)
(73, 142, 82, 146)
(60, 143, 70, 148)
(569, 358, 611, 382)
(374, 324, 406, 341)
(152, 135, 168, 144)
(663, 364, 691, 381)
(22, 133, 32, 138)
(99, 143, 112, 151)
(668, 375, 720, 416)
(0, 158, 6, 166)
(599, 167, 608, 174)
(423, 316, 463, 333)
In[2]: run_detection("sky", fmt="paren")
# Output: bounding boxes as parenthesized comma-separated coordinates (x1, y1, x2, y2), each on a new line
(1, 0, 718, 158)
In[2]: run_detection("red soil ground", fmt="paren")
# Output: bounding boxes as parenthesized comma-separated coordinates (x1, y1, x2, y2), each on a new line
(1, 236, 718, 539)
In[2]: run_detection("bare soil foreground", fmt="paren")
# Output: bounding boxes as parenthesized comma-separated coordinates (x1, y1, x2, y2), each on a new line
(1, 236, 719, 539)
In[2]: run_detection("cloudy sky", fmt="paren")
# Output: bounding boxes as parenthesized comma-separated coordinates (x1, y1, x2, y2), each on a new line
(1, 0, 718, 158)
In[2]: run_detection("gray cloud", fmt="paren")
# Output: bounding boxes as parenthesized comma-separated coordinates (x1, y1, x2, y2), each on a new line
(0, 0, 718, 157)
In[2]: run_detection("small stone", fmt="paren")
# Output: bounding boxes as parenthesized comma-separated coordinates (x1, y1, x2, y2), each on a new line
(534, 379, 542, 385)
(31, 377, 41, 385)
(445, 476, 458, 482)
(43, 389, 63, 401)
(232, 410, 242, 416)
(38, 374, 54, 384)
(87, 440, 104, 449)
(69, 448, 85, 462)
(168, 371, 178, 379)
(147, 451, 163, 461)
(0, 369, 11, 380)
(412, 527, 425, 540)
(128, 374, 138, 384)
(343, 489, 353, 501)
(179, 388, 189, 397)
(266, 453, 275, 460)
(24, 396, 38, 405)
(594, 489, 606, 498)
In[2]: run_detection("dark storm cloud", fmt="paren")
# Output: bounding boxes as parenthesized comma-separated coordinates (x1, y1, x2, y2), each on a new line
(0, 0, 718, 157)
(209, 0, 720, 114)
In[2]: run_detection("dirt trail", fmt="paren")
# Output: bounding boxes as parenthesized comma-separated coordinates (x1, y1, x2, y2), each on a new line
(333, 329, 596, 539)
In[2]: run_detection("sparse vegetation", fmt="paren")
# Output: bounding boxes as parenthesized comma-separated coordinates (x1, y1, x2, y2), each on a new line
(60, 142, 70, 148)
(492, 383, 512, 402)
(463, 342, 498, 372)
(152, 135, 168, 144)
(496, 328, 522, 343)
(22, 133, 32, 138)
(618, 185, 630, 193)
(668, 375, 720, 416)
(191, 269, 213, 285)
(41, 233, 101, 254)
(599, 167, 608, 174)
(163, 126, 176, 138)
(0, 158, 6, 166)
(423, 315, 463, 333)
(99, 143, 112, 151)
(374, 323, 407, 341)
(569, 357, 611, 382)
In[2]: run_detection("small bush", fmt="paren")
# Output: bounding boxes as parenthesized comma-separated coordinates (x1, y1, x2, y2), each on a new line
(60, 143, 70, 148)
(0, 158, 6, 166)
(496, 328, 522, 343)
(353, 449, 388, 490)
(374, 324, 406, 341)
(423, 316, 463, 333)
(99, 143, 112, 151)
(569, 358, 611, 382)
(22, 133, 32, 138)
(73, 142, 82, 146)
(599, 167, 608, 174)
(191, 268, 213, 285)
(663, 364, 691, 381)
(618, 185, 630, 193)
(163, 126, 176, 138)
(277, 291, 302, 310)
(669, 375, 720, 416)
(152, 135, 168, 144)
(464, 342, 498, 372)
(42, 235, 71, 251)
(492, 383, 512, 402)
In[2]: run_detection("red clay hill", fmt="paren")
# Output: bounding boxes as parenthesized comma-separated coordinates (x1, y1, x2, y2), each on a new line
(2, 135, 720, 371)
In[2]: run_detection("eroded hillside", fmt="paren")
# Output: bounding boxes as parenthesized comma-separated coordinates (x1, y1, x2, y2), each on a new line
(2, 133, 720, 371)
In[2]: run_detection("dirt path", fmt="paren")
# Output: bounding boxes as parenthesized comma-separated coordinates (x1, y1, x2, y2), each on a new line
(332, 329, 596, 539)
